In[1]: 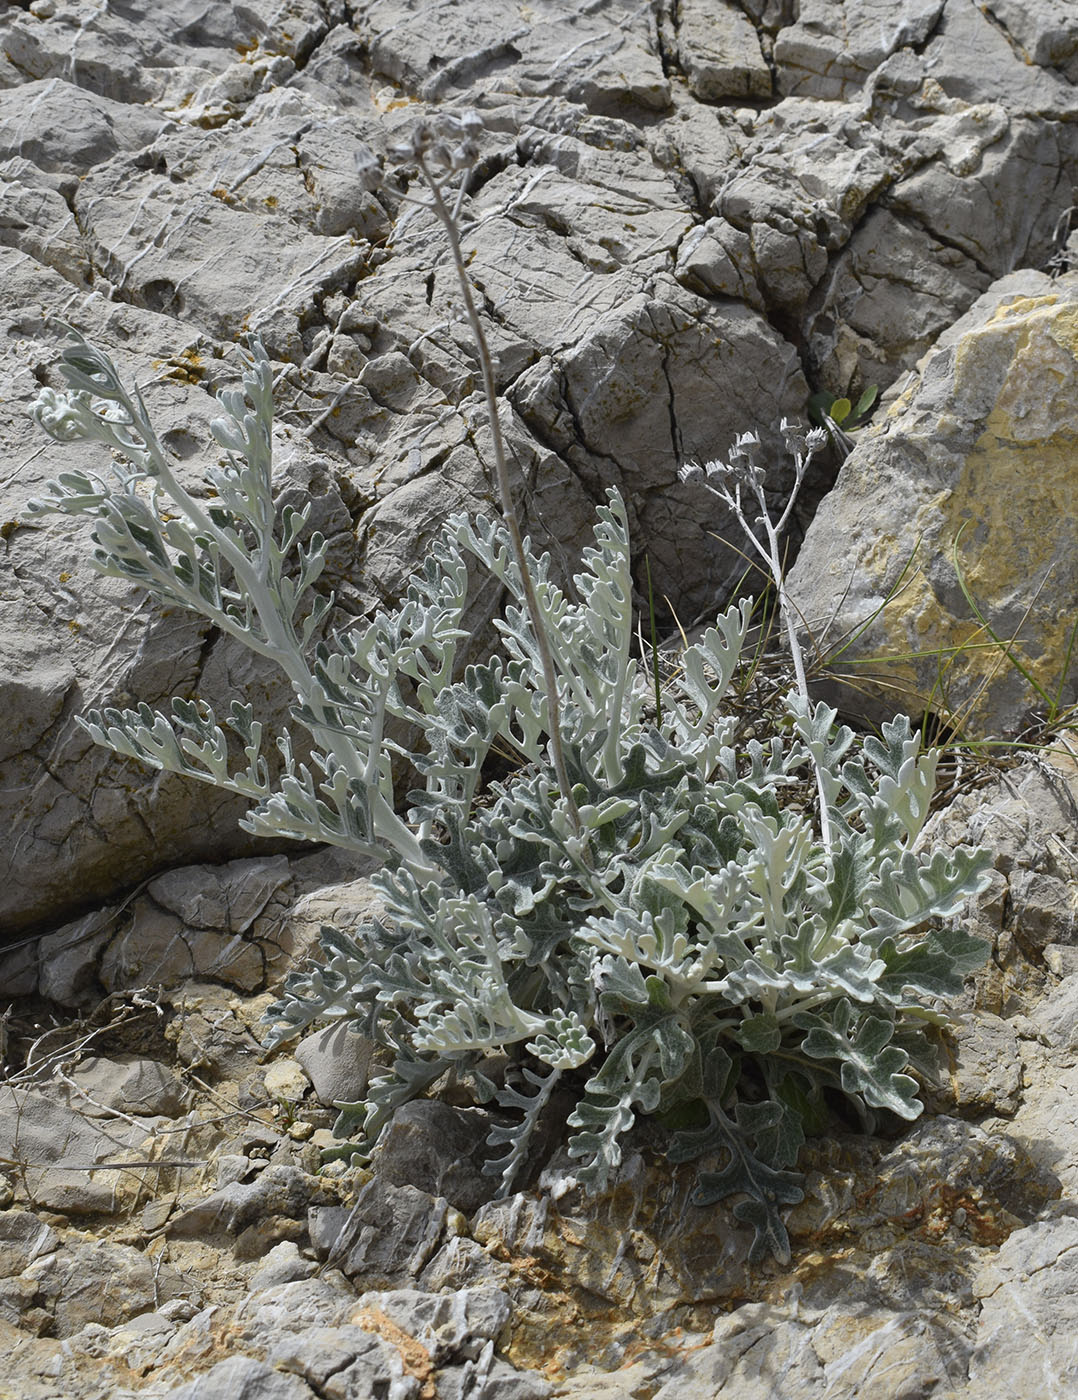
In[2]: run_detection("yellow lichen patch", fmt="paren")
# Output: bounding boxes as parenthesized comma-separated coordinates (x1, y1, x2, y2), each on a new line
(987, 323, 1078, 444)
(936, 453, 1078, 713)
(984, 293, 1060, 326)
(372, 85, 419, 113)
(1048, 303, 1078, 361)
(957, 297, 1078, 435)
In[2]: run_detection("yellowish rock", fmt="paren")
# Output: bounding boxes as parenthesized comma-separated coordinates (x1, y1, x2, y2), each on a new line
(262, 1057, 311, 1102)
(788, 269, 1078, 736)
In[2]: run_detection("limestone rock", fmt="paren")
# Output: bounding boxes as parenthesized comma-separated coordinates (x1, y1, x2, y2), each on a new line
(24, 1239, 191, 1339)
(985, 0, 1078, 84)
(308, 1176, 469, 1285)
(1000, 1057, 1078, 1196)
(169, 1163, 332, 1238)
(0, 174, 88, 285)
(4, 0, 1078, 942)
(355, 0, 670, 112)
(675, 0, 771, 102)
(916, 0, 1078, 113)
(160, 1356, 319, 1400)
(248, 1241, 318, 1292)
(0, 1084, 168, 1217)
(1031, 975, 1078, 1052)
(99, 856, 295, 994)
(775, 0, 947, 101)
(349, 1285, 511, 1363)
(0, 855, 300, 998)
(163, 980, 269, 1082)
(963, 1214, 1078, 1398)
(0, 78, 168, 183)
(58, 1055, 189, 1118)
(0, 0, 330, 107)
(370, 1101, 505, 1215)
(787, 270, 1078, 735)
(946, 1014, 1024, 1116)
(295, 1023, 374, 1109)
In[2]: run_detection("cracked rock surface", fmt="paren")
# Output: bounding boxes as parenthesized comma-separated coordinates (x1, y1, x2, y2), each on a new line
(2, 0, 1076, 935)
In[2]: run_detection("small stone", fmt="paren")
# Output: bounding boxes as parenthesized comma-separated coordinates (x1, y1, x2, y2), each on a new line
(264, 1058, 311, 1103)
(170, 1164, 331, 1239)
(295, 1024, 374, 1108)
(61, 1055, 188, 1118)
(0, 1210, 59, 1269)
(308, 1178, 466, 1284)
(1045, 944, 1078, 977)
(158, 1298, 201, 1323)
(217, 1154, 256, 1188)
(234, 1216, 306, 1261)
(141, 1198, 175, 1233)
(1032, 975, 1078, 1053)
(248, 1241, 317, 1291)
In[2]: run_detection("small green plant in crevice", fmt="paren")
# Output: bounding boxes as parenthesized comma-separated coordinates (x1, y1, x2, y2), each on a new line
(28, 113, 993, 1265)
(808, 383, 878, 457)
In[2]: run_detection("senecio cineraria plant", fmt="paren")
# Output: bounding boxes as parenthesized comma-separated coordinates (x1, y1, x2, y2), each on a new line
(29, 114, 992, 1265)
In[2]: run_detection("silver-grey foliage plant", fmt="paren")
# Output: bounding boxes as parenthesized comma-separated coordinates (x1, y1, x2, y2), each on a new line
(29, 120, 992, 1266)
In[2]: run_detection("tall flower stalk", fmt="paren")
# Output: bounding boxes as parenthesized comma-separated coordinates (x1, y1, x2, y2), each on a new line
(389, 115, 583, 838)
(680, 423, 834, 848)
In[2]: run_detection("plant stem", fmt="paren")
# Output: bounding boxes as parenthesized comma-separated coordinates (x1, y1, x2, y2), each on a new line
(712, 459, 834, 852)
(420, 158, 582, 835)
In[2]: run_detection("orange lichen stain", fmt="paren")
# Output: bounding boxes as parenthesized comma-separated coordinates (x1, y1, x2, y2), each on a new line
(919, 1184, 1021, 1248)
(153, 347, 206, 385)
(372, 85, 419, 113)
(67, 619, 81, 633)
(350, 1308, 436, 1399)
(210, 186, 234, 203)
(263, 195, 278, 209)
(58, 571, 71, 583)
